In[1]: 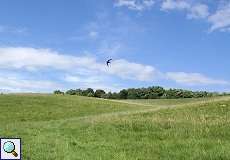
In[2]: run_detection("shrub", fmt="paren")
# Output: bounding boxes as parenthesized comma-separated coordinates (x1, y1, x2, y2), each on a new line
(54, 90, 64, 95)
(94, 89, 106, 98)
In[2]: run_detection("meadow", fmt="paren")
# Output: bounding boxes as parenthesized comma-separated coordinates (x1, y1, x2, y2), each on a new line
(0, 94, 230, 160)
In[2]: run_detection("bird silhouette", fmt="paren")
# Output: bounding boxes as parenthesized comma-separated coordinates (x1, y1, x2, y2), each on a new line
(106, 59, 112, 67)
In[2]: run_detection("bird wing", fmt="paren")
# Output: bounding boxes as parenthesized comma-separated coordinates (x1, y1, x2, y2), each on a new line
(106, 59, 112, 66)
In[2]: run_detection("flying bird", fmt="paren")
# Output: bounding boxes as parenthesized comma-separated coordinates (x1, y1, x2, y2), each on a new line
(106, 59, 112, 67)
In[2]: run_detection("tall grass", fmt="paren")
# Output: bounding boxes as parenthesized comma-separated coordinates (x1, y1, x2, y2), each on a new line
(0, 94, 230, 159)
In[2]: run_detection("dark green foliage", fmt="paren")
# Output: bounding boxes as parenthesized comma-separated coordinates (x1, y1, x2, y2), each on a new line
(75, 89, 83, 95)
(127, 88, 139, 99)
(111, 92, 120, 99)
(63, 86, 225, 99)
(66, 89, 77, 95)
(87, 92, 94, 97)
(53, 90, 64, 95)
(82, 88, 94, 96)
(94, 89, 106, 98)
(101, 92, 113, 99)
(119, 89, 128, 99)
(65, 89, 87, 96)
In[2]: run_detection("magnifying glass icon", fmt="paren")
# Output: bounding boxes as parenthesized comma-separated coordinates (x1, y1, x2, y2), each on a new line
(3, 141, 18, 157)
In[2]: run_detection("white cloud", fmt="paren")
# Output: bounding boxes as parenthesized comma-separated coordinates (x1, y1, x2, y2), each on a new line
(188, 4, 209, 19)
(161, 0, 190, 10)
(114, 0, 155, 11)
(0, 75, 60, 92)
(161, 1, 230, 32)
(0, 47, 96, 71)
(143, 0, 155, 7)
(65, 75, 102, 84)
(166, 72, 229, 85)
(114, 0, 230, 32)
(0, 47, 228, 92)
(108, 59, 157, 81)
(64, 75, 121, 92)
(208, 4, 230, 31)
(161, 0, 209, 19)
(0, 47, 157, 81)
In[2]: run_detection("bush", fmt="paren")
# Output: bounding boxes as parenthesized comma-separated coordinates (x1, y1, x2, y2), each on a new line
(66, 89, 77, 95)
(119, 89, 128, 99)
(54, 90, 64, 95)
(87, 92, 94, 97)
(82, 88, 94, 96)
(59, 86, 220, 99)
(94, 89, 106, 98)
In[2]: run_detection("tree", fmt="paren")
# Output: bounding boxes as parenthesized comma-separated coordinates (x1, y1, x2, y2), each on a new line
(94, 89, 106, 98)
(151, 86, 165, 97)
(66, 89, 76, 95)
(111, 92, 120, 99)
(87, 92, 94, 97)
(127, 88, 139, 99)
(182, 90, 193, 98)
(82, 88, 94, 96)
(63, 86, 216, 99)
(164, 89, 178, 99)
(54, 90, 64, 95)
(101, 92, 113, 99)
(148, 92, 159, 99)
(75, 89, 83, 95)
(119, 89, 128, 99)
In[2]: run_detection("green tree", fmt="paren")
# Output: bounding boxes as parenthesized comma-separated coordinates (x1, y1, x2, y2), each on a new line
(87, 92, 94, 97)
(127, 88, 139, 99)
(119, 89, 128, 99)
(66, 89, 76, 95)
(82, 88, 94, 96)
(54, 90, 64, 95)
(94, 89, 106, 98)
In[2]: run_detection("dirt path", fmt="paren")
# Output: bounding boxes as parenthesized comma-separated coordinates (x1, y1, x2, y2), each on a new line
(57, 96, 230, 124)
(104, 96, 230, 108)
(15, 96, 230, 127)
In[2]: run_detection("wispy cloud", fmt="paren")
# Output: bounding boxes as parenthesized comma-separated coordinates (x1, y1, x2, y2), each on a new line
(0, 47, 157, 81)
(114, 0, 230, 32)
(0, 74, 60, 92)
(108, 59, 157, 81)
(166, 72, 229, 85)
(0, 47, 228, 92)
(114, 0, 155, 11)
(98, 41, 122, 57)
(208, 3, 230, 32)
(161, 0, 230, 31)
(161, 0, 190, 11)
(64, 75, 121, 92)
(65, 75, 101, 83)
(161, 0, 209, 19)
(0, 25, 28, 35)
(70, 11, 145, 58)
(187, 4, 209, 19)
(0, 47, 229, 92)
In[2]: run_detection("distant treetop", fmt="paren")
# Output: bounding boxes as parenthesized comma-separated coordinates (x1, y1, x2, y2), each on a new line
(55, 86, 227, 99)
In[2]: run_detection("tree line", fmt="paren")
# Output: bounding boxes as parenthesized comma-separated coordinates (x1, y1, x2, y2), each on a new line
(54, 86, 229, 99)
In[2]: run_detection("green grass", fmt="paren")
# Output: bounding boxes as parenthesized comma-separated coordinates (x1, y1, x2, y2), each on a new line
(1, 94, 230, 160)
(118, 96, 230, 106)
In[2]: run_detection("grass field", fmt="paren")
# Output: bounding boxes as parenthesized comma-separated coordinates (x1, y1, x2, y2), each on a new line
(1, 94, 230, 160)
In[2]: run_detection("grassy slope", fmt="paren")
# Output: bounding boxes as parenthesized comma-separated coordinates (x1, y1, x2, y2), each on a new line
(0, 95, 230, 160)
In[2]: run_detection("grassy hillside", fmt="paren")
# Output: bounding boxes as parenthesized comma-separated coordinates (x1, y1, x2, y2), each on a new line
(0, 94, 230, 160)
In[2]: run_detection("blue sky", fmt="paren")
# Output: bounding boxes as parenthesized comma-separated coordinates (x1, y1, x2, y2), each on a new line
(0, 0, 230, 93)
